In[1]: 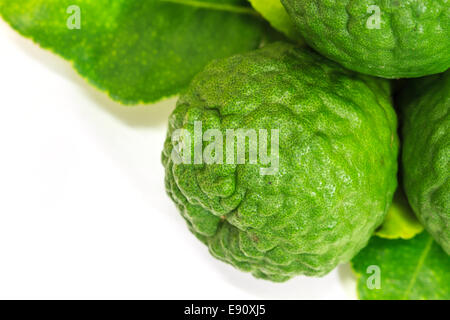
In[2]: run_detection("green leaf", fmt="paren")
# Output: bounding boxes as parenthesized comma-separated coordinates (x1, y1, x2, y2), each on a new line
(0, 0, 265, 104)
(375, 187, 423, 240)
(249, 0, 302, 41)
(352, 232, 450, 300)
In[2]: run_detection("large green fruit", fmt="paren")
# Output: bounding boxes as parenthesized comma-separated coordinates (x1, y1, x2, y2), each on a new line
(401, 71, 450, 255)
(162, 43, 399, 281)
(282, 0, 450, 78)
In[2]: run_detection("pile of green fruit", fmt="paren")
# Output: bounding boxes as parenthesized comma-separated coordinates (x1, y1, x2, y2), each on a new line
(1, 0, 448, 299)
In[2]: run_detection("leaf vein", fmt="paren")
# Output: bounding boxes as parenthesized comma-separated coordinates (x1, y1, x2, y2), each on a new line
(402, 235, 433, 300)
(160, 0, 259, 16)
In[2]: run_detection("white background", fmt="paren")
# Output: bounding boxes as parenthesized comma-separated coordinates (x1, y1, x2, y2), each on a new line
(0, 20, 356, 299)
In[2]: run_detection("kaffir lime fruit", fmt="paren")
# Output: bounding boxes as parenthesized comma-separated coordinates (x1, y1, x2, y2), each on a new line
(401, 70, 450, 255)
(162, 43, 399, 281)
(282, 0, 450, 78)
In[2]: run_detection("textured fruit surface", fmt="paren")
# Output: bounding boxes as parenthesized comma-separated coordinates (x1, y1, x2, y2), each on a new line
(401, 71, 450, 254)
(282, 0, 450, 78)
(162, 42, 399, 281)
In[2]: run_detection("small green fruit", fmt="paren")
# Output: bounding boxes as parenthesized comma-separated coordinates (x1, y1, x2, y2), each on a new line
(282, 0, 450, 78)
(162, 43, 399, 281)
(401, 71, 450, 255)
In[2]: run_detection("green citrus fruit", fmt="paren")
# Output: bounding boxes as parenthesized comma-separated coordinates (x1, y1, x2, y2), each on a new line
(282, 0, 450, 78)
(162, 43, 399, 281)
(401, 71, 450, 255)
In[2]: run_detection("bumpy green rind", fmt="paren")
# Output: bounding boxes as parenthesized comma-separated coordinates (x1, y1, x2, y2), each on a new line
(282, 0, 450, 78)
(162, 43, 399, 281)
(352, 232, 450, 300)
(400, 71, 450, 254)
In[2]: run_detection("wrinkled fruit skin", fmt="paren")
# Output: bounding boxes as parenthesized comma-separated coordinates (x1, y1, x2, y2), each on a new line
(401, 71, 450, 255)
(162, 43, 399, 281)
(282, 0, 450, 78)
